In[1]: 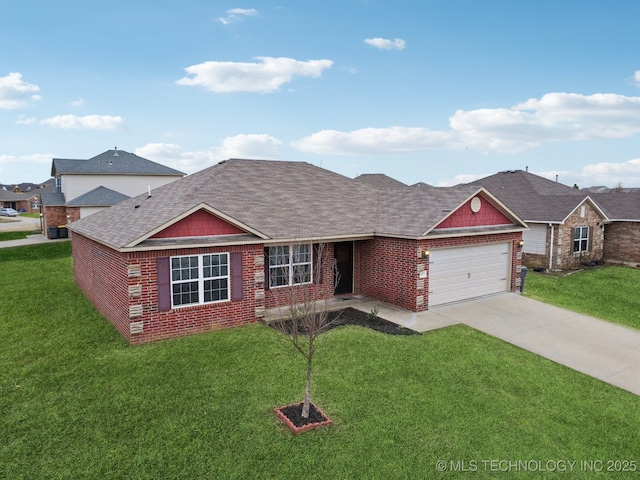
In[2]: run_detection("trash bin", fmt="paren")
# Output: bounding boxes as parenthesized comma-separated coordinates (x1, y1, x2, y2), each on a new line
(57, 226, 68, 238)
(48, 226, 59, 239)
(520, 266, 528, 293)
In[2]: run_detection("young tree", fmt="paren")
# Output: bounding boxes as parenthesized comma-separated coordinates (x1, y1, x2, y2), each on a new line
(271, 242, 339, 419)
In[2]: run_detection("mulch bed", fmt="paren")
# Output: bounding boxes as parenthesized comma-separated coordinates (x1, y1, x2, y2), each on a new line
(275, 401, 333, 434)
(271, 307, 419, 336)
(277, 402, 327, 427)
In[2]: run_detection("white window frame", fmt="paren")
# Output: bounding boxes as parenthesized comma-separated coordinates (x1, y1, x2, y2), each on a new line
(269, 244, 313, 288)
(573, 226, 589, 254)
(170, 253, 230, 307)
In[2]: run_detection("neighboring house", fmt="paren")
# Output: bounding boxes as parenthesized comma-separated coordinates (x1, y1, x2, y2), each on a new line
(68, 159, 527, 344)
(0, 181, 50, 213)
(589, 192, 640, 265)
(467, 170, 608, 270)
(41, 149, 185, 238)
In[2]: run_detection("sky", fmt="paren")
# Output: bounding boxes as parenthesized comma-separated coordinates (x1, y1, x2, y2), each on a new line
(1, 0, 640, 188)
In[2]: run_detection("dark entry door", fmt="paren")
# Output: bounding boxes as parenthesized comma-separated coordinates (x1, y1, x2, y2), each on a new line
(334, 242, 353, 295)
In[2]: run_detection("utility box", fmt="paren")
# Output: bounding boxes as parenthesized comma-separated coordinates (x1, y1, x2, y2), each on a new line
(520, 266, 528, 293)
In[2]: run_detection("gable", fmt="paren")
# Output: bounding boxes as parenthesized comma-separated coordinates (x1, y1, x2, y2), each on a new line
(563, 199, 606, 224)
(151, 210, 246, 239)
(435, 195, 513, 229)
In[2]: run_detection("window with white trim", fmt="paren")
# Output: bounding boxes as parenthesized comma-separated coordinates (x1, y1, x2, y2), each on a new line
(171, 253, 229, 307)
(573, 226, 589, 253)
(268, 244, 312, 288)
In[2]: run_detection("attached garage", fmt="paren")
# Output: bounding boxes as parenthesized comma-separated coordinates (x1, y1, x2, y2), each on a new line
(428, 242, 511, 306)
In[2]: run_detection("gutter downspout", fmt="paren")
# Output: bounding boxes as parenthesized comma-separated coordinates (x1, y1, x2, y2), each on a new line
(548, 223, 554, 271)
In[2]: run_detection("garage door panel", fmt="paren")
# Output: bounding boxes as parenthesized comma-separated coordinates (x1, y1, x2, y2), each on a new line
(429, 243, 510, 306)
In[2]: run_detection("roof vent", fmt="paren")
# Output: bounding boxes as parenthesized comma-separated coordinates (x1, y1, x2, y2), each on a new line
(114, 147, 119, 157)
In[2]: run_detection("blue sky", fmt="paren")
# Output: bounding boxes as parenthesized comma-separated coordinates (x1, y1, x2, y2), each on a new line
(1, 0, 640, 188)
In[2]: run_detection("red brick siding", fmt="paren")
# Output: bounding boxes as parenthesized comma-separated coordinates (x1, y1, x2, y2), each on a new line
(72, 232, 263, 344)
(151, 210, 245, 238)
(436, 196, 512, 229)
(73, 232, 523, 342)
(43, 206, 80, 238)
(72, 233, 131, 335)
(359, 237, 421, 311)
(603, 221, 640, 264)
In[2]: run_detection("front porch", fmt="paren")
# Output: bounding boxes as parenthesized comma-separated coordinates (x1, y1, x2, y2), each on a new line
(263, 295, 460, 333)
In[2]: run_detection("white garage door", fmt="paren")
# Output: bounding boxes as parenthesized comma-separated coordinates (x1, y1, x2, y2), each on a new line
(429, 242, 510, 306)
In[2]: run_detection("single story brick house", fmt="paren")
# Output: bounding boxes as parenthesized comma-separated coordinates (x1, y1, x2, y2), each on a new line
(69, 159, 528, 344)
(468, 170, 608, 271)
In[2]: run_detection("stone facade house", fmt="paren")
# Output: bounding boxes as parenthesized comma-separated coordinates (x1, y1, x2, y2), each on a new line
(468, 170, 608, 270)
(68, 159, 528, 344)
(41, 149, 184, 238)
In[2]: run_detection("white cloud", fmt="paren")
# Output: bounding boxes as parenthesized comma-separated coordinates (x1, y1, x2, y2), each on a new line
(40, 114, 126, 130)
(292, 126, 455, 155)
(176, 56, 333, 93)
(218, 8, 258, 25)
(579, 158, 640, 186)
(70, 97, 85, 107)
(364, 37, 406, 51)
(0, 153, 53, 166)
(135, 134, 282, 174)
(452, 93, 640, 152)
(0, 72, 41, 109)
(634, 70, 640, 87)
(217, 134, 282, 158)
(293, 92, 640, 156)
(16, 115, 36, 125)
(436, 173, 492, 187)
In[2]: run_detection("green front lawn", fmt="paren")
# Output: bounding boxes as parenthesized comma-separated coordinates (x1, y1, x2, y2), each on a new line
(2, 243, 639, 479)
(0, 230, 40, 242)
(524, 266, 640, 330)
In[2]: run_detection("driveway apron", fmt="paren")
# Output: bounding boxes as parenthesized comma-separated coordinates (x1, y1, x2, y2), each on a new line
(426, 294, 640, 396)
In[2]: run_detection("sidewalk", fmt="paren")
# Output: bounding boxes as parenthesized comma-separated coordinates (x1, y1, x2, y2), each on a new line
(0, 233, 69, 249)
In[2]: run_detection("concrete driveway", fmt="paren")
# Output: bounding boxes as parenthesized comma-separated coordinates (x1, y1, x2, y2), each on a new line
(352, 294, 640, 396)
(0, 215, 41, 232)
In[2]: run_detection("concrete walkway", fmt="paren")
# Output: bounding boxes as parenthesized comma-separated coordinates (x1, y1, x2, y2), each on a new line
(349, 294, 640, 396)
(0, 233, 68, 249)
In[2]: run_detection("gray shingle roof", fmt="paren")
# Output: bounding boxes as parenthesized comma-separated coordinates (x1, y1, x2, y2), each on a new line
(466, 170, 588, 223)
(376, 185, 483, 236)
(354, 173, 408, 189)
(40, 192, 66, 206)
(51, 149, 185, 176)
(69, 159, 524, 250)
(590, 192, 640, 221)
(66, 186, 130, 207)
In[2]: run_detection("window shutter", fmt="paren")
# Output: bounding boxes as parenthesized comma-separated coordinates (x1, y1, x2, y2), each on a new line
(588, 226, 593, 252)
(157, 257, 171, 311)
(313, 244, 324, 284)
(264, 248, 270, 290)
(230, 252, 243, 301)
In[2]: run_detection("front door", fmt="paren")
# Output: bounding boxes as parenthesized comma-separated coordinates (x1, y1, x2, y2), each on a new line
(334, 242, 353, 295)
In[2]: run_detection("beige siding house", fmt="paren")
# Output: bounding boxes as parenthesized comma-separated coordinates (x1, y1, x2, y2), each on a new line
(41, 149, 184, 238)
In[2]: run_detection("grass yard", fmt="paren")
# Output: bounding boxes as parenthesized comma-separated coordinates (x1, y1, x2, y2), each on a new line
(2, 243, 640, 479)
(524, 266, 640, 330)
(0, 230, 41, 241)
